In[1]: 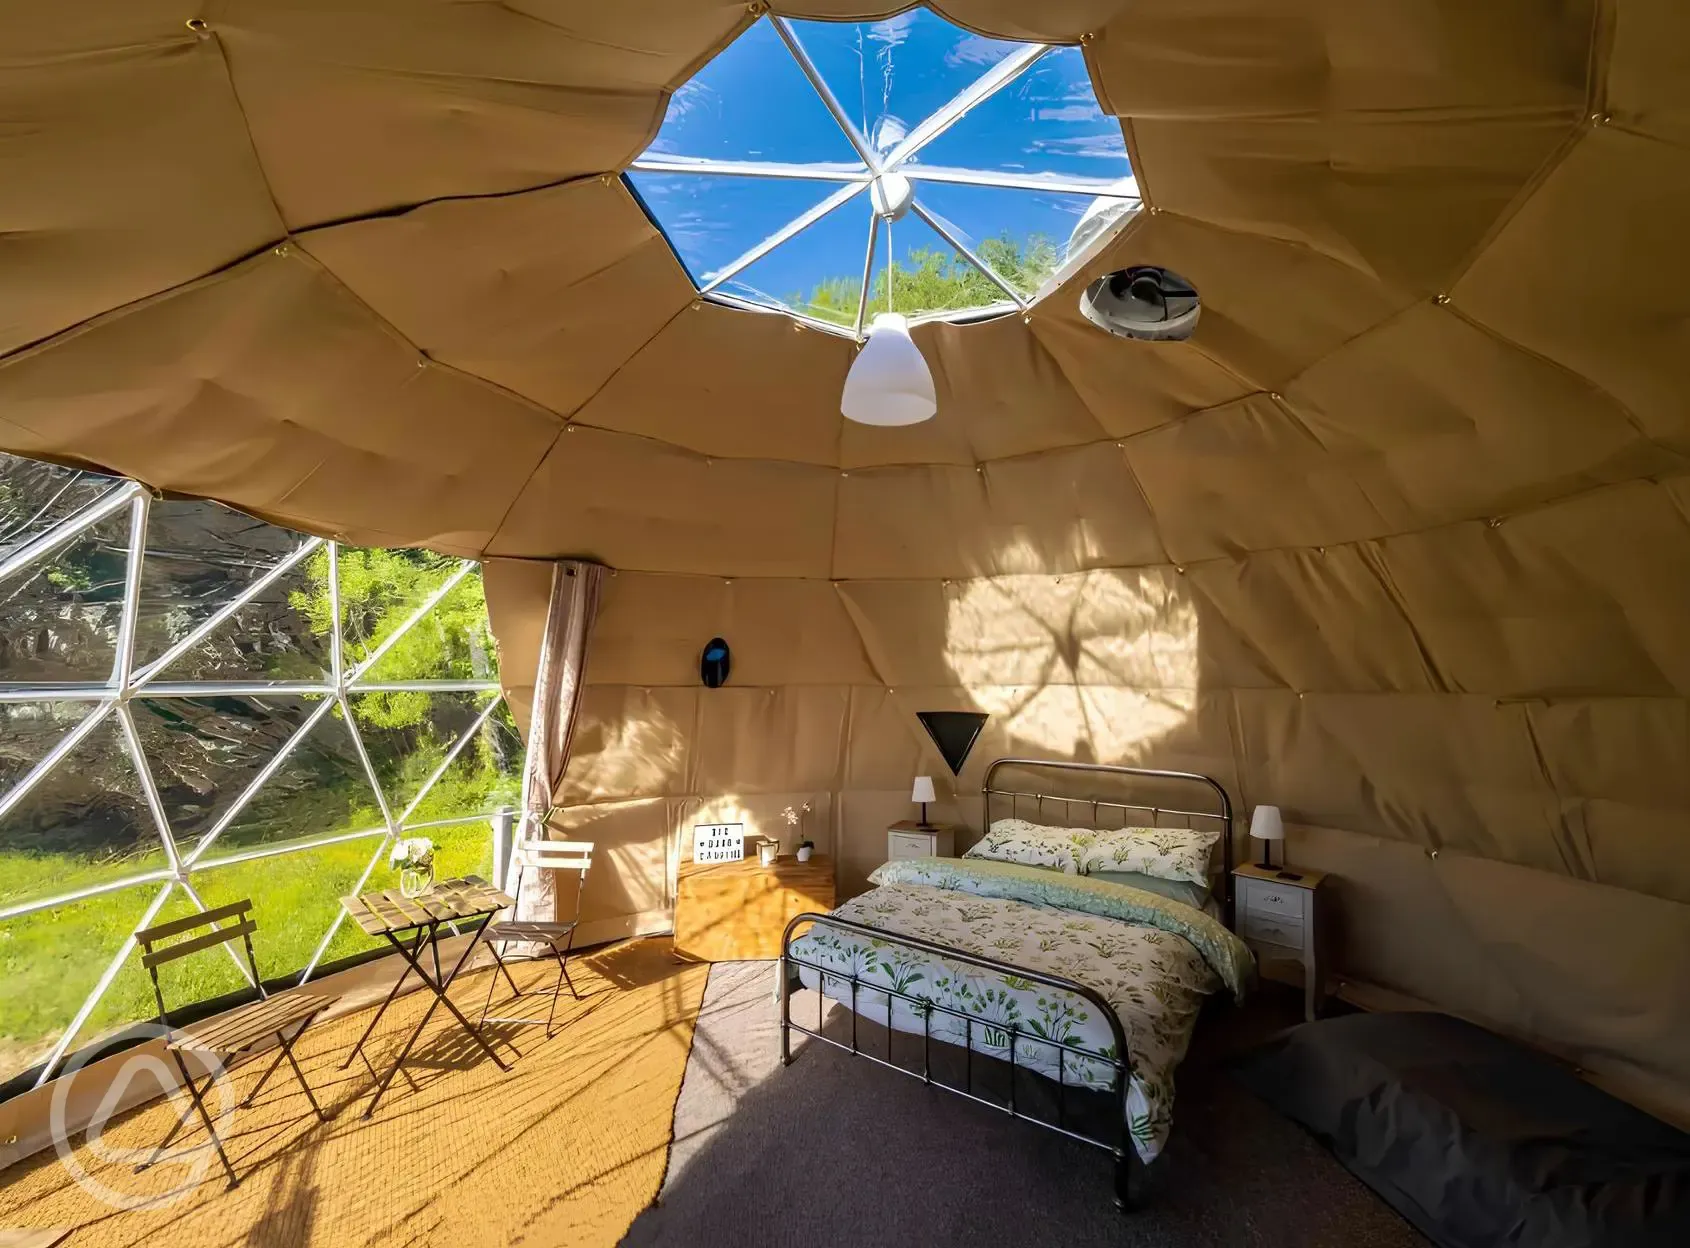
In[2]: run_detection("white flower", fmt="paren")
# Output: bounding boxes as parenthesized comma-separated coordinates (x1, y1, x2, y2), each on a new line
(390, 836, 435, 869)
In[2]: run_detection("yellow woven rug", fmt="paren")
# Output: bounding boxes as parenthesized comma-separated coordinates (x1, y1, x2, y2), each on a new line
(0, 939, 707, 1248)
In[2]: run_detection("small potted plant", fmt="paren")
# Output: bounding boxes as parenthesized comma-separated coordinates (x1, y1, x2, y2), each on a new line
(391, 836, 436, 897)
(776, 802, 813, 866)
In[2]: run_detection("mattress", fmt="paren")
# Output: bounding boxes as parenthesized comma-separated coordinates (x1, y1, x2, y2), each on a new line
(787, 856, 1253, 1162)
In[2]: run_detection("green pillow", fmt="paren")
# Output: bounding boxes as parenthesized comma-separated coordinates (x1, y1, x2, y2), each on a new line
(1088, 870, 1210, 911)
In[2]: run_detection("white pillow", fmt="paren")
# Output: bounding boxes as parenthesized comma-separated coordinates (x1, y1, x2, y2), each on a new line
(962, 818, 1097, 874)
(1078, 826, 1219, 885)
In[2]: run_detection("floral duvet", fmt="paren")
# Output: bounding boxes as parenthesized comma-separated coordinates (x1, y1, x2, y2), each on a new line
(787, 856, 1253, 1162)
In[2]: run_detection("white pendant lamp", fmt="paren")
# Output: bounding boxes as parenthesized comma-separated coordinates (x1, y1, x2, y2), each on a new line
(841, 312, 936, 426)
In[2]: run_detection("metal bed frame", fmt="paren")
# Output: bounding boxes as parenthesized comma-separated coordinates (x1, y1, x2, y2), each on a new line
(778, 758, 1236, 1211)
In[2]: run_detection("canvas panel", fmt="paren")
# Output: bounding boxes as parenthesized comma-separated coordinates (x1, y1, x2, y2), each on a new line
(560, 685, 699, 805)
(1124, 392, 1420, 560)
(300, 180, 696, 421)
(1286, 302, 1678, 527)
(831, 442, 1164, 580)
(1290, 822, 1690, 1113)
(0, 36, 282, 355)
(1605, 0, 1690, 149)
(1377, 520, 1681, 699)
(1454, 126, 1690, 449)
(566, 304, 850, 466)
(546, 796, 673, 927)
(1124, 109, 1579, 289)
(1526, 699, 1690, 904)
(489, 425, 838, 575)
(214, 0, 748, 228)
(1235, 690, 1578, 879)
(0, 249, 557, 554)
(1183, 548, 1437, 693)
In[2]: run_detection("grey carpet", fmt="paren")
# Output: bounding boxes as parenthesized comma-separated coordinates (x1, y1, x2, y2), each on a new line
(622, 963, 1429, 1248)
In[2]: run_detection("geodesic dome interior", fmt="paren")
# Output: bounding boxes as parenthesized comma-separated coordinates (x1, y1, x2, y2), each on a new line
(2, 2, 1689, 1119)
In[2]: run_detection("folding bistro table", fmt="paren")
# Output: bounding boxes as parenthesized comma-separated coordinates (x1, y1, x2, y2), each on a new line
(339, 875, 514, 1117)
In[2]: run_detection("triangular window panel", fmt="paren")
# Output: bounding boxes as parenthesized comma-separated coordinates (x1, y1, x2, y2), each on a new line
(131, 695, 377, 857)
(627, 172, 855, 292)
(906, 47, 1133, 188)
(355, 567, 497, 685)
(0, 707, 171, 912)
(917, 710, 989, 776)
(339, 548, 474, 672)
(785, 12, 1025, 162)
(0, 700, 100, 806)
(66, 884, 251, 1068)
(0, 506, 129, 684)
(644, 17, 862, 168)
(0, 881, 167, 1088)
(350, 692, 520, 824)
(0, 452, 120, 562)
(716, 192, 874, 327)
(135, 499, 320, 679)
(192, 834, 386, 988)
(912, 182, 1126, 299)
(196, 699, 383, 859)
(861, 211, 1016, 321)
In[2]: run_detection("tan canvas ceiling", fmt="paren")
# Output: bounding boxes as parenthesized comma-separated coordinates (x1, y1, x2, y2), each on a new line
(3, 2, 1688, 1121)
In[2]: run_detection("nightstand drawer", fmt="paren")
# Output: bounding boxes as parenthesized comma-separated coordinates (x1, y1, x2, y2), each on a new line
(1239, 909, 1303, 949)
(1240, 880, 1304, 920)
(888, 831, 934, 860)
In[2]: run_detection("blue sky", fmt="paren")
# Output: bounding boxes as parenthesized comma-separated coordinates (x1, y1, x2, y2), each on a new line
(626, 12, 1136, 318)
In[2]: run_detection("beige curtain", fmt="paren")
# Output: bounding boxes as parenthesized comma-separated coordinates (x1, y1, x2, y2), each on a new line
(508, 560, 605, 930)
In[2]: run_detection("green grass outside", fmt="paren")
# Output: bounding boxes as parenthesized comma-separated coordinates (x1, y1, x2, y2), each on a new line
(0, 816, 495, 1087)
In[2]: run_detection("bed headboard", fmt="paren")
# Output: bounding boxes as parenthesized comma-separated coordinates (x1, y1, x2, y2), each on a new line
(981, 757, 1236, 925)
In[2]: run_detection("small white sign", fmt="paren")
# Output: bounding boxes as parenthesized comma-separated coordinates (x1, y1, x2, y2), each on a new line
(693, 822, 745, 864)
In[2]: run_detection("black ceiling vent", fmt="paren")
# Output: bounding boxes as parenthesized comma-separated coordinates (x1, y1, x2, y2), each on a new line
(917, 711, 989, 776)
(1080, 265, 1200, 342)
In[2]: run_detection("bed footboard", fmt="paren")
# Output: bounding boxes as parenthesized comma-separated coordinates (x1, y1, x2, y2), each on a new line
(779, 912, 1137, 1211)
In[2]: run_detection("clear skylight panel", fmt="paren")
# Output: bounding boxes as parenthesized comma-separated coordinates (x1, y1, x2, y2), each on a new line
(628, 12, 1140, 331)
(642, 17, 863, 169)
(625, 173, 858, 288)
(904, 48, 1136, 190)
(781, 12, 1026, 160)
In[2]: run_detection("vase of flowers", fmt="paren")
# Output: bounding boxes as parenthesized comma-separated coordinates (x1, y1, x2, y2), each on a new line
(392, 836, 436, 898)
(778, 802, 812, 867)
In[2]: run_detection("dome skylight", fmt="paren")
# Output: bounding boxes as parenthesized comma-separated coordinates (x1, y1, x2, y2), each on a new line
(626, 11, 1140, 336)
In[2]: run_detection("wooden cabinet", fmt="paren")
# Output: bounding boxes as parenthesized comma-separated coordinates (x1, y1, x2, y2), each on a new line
(673, 854, 836, 962)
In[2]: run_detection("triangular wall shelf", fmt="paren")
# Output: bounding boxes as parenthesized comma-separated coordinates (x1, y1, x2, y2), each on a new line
(916, 711, 988, 777)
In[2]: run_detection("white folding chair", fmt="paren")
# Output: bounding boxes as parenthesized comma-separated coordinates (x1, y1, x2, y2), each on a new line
(478, 838, 593, 1038)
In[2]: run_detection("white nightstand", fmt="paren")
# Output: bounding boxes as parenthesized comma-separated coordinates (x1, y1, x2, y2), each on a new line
(887, 820, 955, 862)
(1232, 863, 1329, 1022)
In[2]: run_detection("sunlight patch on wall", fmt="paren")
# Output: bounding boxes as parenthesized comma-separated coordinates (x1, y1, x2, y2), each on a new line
(943, 566, 1197, 764)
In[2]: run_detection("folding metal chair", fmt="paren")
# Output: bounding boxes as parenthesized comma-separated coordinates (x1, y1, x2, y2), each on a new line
(133, 900, 333, 1188)
(478, 838, 593, 1038)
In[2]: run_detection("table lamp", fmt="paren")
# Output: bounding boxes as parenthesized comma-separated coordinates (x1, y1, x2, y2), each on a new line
(911, 776, 937, 827)
(1250, 805, 1284, 869)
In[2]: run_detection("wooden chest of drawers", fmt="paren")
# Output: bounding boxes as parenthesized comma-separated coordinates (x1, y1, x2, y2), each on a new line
(674, 854, 836, 962)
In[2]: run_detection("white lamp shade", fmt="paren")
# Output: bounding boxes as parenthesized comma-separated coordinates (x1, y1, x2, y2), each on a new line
(910, 775, 937, 804)
(842, 313, 937, 426)
(1249, 805, 1284, 841)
